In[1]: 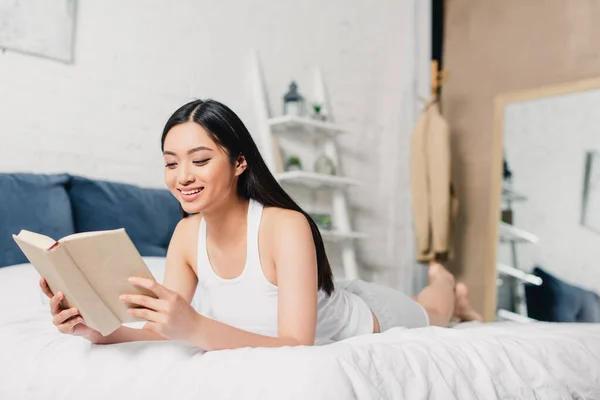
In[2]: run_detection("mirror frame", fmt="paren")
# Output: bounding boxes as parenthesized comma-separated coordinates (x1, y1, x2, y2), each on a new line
(488, 76, 600, 317)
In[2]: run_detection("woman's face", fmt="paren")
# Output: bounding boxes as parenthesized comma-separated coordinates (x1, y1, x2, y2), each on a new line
(163, 122, 246, 214)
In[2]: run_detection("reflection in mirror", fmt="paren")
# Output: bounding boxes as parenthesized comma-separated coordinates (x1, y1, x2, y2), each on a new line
(495, 80, 600, 324)
(581, 151, 600, 233)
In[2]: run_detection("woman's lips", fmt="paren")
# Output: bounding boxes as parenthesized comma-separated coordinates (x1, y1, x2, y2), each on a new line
(178, 187, 203, 202)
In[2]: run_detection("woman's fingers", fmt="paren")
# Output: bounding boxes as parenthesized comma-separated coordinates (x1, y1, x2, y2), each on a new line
(39, 277, 54, 299)
(42, 283, 89, 336)
(128, 307, 162, 323)
(128, 277, 167, 299)
(53, 307, 80, 326)
(49, 291, 65, 316)
(120, 294, 163, 312)
(57, 316, 84, 334)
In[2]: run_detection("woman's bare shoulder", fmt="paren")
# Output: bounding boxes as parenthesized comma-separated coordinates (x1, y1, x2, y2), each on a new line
(169, 213, 202, 261)
(262, 206, 307, 223)
(173, 213, 202, 237)
(162, 214, 201, 301)
(261, 206, 311, 240)
(261, 206, 316, 276)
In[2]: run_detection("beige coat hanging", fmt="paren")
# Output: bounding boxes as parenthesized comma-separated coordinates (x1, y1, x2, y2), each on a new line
(410, 98, 458, 263)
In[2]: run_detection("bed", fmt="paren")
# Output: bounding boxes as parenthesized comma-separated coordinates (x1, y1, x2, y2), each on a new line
(1, 257, 599, 400)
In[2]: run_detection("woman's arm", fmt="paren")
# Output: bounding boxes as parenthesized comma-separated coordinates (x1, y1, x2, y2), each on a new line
(187, 209, 318, 351)
(92, 217, 199, 345)
(124, 209, 319, 351)
(89, 325, 162, 344)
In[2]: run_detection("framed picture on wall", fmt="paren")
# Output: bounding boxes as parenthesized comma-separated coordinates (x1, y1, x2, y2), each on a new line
(581, 151, 600, 233)
(0, 0, 76, 63)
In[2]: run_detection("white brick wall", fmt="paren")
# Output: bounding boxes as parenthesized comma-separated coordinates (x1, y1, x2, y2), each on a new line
(0, 0, 427, 290)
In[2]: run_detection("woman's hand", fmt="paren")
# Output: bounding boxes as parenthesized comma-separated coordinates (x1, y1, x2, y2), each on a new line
(121, 277, 201, 342)
(39, 277, 103, 343)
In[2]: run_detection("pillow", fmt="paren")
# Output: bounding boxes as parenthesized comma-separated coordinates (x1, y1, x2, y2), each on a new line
(67, 176, 180, 257)
(525, 267, 600, 323)
(0, 173, 75, 268)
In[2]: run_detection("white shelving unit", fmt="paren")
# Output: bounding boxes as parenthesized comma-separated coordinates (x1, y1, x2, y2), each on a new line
(499, 222, 539, 244)
(268, 115, 347, 138)
(502, 183, 527, 203)
(320, 230, 367, 242)
(496, 263, 542, 286)
(251, 51, 365, 279)
(276, 170, 361, 189)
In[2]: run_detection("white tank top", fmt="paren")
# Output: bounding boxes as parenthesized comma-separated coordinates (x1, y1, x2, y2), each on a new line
(193, 198, 374, 344)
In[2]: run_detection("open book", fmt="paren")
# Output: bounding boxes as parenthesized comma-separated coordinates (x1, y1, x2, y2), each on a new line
(13, 228, 157, 336)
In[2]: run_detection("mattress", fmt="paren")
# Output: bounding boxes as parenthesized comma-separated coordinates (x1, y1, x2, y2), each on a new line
(1, 259, 599, 399)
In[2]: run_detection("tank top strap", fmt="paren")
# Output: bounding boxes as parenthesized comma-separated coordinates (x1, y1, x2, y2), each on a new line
(244, 198, 264, 278)
(196, 216, 213, 284)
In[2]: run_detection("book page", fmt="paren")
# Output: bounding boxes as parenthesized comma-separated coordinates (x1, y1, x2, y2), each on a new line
(59, 230, 115, 242)
(61, 228, 157, 324)
(14, 230, 57, 250)
(12, 234, 121, 336)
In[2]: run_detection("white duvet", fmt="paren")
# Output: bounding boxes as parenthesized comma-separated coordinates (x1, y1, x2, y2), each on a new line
(1, 258, 599, 400)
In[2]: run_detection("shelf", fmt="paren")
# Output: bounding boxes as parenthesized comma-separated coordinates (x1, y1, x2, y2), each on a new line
(496, 263, 543, 286)
(496, 309, 537, 323)
(276, 170, 360, 189)
(499, 222, 539, 244)
(502, 184, 527, 203)
(268, 115, 347, 139)
(320, 229, 367, 242)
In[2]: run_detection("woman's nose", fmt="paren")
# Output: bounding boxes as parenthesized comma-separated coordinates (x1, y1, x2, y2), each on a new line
(178, 165, 195, 185)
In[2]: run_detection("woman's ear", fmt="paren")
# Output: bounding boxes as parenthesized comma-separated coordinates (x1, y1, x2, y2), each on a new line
(234, 154, 247, 176)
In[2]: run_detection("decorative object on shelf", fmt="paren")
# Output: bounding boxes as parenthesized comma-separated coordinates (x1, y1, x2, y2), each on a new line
(283, 81, 305, 117)
(310, 213, 333, 231)
(311, 103, 327, 121)
(284, 155, 303, 171)
(314, 154, 336, 175)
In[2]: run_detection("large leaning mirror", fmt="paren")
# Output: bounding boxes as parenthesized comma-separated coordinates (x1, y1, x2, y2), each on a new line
(490, 78, 600, 324)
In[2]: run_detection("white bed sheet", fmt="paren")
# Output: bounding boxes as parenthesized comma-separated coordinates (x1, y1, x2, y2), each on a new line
(1, 259, 599, 399)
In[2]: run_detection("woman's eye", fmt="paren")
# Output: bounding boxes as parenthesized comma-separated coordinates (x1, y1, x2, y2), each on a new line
(165, 162, 177, 169)
(193, 159, 210, 165)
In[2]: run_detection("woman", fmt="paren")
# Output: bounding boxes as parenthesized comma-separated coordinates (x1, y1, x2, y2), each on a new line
(40, 99, 482, 351)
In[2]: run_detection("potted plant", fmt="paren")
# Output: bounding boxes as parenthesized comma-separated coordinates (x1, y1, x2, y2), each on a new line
(311, 103, 327, 121)
(285, 156, 303, 171)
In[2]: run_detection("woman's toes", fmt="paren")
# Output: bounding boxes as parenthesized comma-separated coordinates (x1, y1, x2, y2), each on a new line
(454, 282, 483, 322)
(455, 282, 469, 299)
(428, 262, 455, 286)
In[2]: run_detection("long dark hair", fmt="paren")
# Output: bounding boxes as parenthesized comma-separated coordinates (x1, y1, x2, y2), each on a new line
(161, 99, 335, 295)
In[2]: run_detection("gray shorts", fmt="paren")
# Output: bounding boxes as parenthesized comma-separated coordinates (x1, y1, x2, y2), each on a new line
(338, 279, 430, 331)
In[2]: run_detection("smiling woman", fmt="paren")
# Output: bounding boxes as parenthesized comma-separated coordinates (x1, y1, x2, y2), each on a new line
(41, 99, 481, 351)
(163, 143, 215, 206)
(160, 100, 335, 295)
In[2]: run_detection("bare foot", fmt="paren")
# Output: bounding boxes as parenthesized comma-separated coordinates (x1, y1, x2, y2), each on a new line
(428, 262, 455, 287)
(422, 263, 457, 325)
(453, 282, 483, 322)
